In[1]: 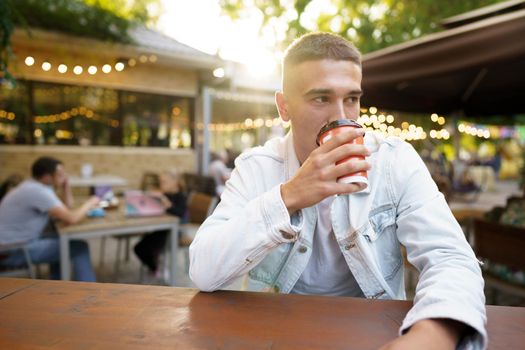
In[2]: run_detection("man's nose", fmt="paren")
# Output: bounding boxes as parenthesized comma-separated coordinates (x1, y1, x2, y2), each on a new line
(328, 100, 348, 122)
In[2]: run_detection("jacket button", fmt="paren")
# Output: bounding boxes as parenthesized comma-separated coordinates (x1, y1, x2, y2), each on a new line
(344, 243, 356, 250)
(298, 246, 307, 253)
(280, 230, 295, 240)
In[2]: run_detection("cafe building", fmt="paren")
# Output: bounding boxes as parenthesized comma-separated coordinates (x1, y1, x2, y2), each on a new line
(0, 26, 282, 186)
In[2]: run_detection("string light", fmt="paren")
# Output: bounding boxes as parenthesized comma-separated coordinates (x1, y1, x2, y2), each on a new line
(41, 62, 51, 71)
(456, 121, 503, 139)
(358, 108, 431, 141)
(115, 62, 125, 71)
(73, 66, 83, 75)
(33, 106, 118, 128)
(213, 67, 225, 78)
(21, 54, 149, 76)
(0, 110, 16, 120)
(25, 56, 35, 66)
(58, 64, 68, 74)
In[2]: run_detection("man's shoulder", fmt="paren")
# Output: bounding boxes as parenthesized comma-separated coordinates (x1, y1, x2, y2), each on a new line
(19, 180, 52, 195)
(368, 133, 415, 157)
(16, 180, 60, 204)
(236, 136, 286, 165)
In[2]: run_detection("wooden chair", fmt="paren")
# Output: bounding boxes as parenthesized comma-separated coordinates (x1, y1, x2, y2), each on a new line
(182, 173, 216, 197)
(472, 219, 525, 303)
(179, 192, 218, 270)
(0, 242, 36, 279)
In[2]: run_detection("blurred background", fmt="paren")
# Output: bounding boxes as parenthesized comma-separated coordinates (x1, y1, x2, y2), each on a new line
(1, 0, 524, 305)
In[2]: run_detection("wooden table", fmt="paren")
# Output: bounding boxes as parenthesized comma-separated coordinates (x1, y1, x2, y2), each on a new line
(1, 278, 524, 349)
(58, 209, 179, 285)
(452, 207, 488, 243)
(452, 208, 487, 222)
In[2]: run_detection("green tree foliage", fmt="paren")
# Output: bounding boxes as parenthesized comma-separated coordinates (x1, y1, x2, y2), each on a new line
(220, 0, 507, 54)
(0, 0, 159, 83)
(0, 0, 20, 83)
(13, 0, 160, 43)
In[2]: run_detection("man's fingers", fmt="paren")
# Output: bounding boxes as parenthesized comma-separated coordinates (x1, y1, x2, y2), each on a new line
(316, 127, 365, 154)
(321, 180, 368, 197)
(334, 181, 368, 195)
(332, 159, 371, 179)
(322, 143, 370, 166)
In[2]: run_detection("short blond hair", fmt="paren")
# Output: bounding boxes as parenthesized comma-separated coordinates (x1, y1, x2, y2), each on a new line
(283, 32, 361, 72)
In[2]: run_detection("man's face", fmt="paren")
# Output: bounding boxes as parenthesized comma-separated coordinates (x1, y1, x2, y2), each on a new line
(52, 164, 67, 187)
(277, 59, 362, 162)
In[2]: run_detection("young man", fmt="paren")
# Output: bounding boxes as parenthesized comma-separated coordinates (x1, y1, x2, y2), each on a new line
(189, 33, 486, 349)
(0, 157, 99, 281)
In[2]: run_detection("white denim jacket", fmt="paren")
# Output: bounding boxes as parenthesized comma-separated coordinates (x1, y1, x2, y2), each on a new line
(190, 132, 487, 349)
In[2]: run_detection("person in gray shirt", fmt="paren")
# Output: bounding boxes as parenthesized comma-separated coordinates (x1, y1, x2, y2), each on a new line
(0, 157, 99, 281)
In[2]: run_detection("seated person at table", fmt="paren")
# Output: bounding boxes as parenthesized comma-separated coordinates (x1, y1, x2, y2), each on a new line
(134, 170, 187, 274)
(190, 33, 486, 349)
(209, 150, 232, 196)
(0, 157, 99, 281)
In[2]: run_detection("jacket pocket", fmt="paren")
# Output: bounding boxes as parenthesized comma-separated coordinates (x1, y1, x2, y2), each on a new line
(362, 205, 402, 280)
(249, 242, 293, 285)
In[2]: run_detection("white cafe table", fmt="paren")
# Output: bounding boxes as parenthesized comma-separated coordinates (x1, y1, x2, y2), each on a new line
(68, 175, 128, 187)
(57, 208, 179, 286)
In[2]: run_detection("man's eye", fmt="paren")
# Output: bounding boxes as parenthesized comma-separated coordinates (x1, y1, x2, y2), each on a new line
(346, 96, 359, 103)
(313, 96, 328, 103)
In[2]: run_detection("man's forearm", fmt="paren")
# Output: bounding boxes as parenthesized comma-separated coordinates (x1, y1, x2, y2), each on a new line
(59, 185, 74, 208)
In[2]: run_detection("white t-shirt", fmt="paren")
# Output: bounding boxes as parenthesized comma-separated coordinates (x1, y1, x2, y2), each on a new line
(291, 196, 364, 297)
(0, 180, 62, 245)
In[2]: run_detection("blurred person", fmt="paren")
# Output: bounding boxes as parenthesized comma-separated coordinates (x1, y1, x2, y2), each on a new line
(190, 33, 486, 349)
(134, 170, 187, 275)
(0, 157, 99, 281)
(225, 148, 239, 169)
(208, 150, 231, 196)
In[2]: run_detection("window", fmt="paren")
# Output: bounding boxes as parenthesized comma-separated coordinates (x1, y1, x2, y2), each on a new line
(0, 81, 31, 144)
(121, 92, 193, 148)
(33, 83, 119, 145)
(0, 80, 194, 148)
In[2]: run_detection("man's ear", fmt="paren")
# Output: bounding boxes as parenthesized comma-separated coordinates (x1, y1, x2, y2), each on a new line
(275, 91, 290, 122)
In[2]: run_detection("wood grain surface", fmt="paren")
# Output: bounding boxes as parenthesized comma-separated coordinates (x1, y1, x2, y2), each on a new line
(0, 278, 523, 349)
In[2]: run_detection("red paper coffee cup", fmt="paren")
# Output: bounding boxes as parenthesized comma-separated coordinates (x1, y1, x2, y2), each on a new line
(316, 119, 368, 187)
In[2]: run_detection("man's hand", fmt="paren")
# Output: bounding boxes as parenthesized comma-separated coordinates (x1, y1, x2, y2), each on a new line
(61, 174, 69, 189)
(57, 173, 75, 208)
(379, 319, 465, 350)
(281, 128, 370, 214)
(85, 196, 101, 209)
(49, 196, 100, 225)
